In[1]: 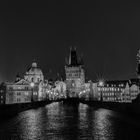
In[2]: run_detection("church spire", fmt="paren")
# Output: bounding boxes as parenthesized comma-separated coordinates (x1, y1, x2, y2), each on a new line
(68, 46, 78, 66)
(137, 49, 140, 76)
(68, 47, 72, 65)
(79, 53, 84, 65)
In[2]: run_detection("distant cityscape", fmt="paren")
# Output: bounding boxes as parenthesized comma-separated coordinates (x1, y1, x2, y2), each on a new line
(0, 47, 140, 105)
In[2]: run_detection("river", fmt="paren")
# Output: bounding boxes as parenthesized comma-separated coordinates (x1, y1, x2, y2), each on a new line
(0, 102, 140, 140)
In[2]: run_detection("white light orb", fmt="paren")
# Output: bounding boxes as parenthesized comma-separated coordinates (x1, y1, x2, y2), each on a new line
(30, 82, 35, 87)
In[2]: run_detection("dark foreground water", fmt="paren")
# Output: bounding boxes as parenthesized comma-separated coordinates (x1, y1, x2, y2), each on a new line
(0, 102, 140, 140)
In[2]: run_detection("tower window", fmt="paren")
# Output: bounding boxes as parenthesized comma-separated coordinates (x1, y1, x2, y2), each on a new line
(31, 78, 34, 82)
(38, 78, 40, 82)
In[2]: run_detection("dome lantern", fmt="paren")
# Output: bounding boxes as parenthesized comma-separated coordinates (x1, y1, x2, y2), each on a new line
(32, 62, 37, 68)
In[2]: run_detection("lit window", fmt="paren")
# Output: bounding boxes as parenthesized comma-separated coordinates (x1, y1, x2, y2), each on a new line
(17, 92, 21, 96)
(25, 92, 29, 96)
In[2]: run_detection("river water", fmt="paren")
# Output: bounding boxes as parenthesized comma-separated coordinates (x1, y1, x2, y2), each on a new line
(0, 102, 140, 140)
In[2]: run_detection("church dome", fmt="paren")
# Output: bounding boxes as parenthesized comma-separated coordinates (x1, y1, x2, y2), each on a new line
(28, 67, 43, 75)
(27, 62, 43, 75)
(24, 61, 44, 83)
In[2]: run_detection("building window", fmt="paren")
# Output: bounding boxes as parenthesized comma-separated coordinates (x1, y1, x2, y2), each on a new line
(17, 92, 21, 96)
(38, 78, 40, 82)
(9, 87, 13, 90)
(18, 87, 21, 90)
(25, 92, 29, 96)
(33, 92, 37, 95)
(25, 87, 28, 90)
(31, 78, 34, 82)
(17, 98, 21, 102)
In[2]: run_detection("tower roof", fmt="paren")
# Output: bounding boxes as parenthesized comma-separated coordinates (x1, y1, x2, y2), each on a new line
(68, 47, 79, 66)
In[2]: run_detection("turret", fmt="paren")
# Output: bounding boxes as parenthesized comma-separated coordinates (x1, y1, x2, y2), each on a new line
(15, 73, 21, 82)
(137, 49, 140, 77)
(68, 47, 78, 66)
(136, 49, 140, 88)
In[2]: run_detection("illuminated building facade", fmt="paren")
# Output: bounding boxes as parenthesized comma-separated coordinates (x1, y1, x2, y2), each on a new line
(129, 79, 140, 101)
(65, 47, 85, 97)
(0, 83, 6, 104)
(0, 78, 38, 104)
(38, 81, 49, 101)
(97, 80, 139, 102)
(54, 81, 66, 97)
(24, 61, 45, 100)
(0, 61, 47, 104)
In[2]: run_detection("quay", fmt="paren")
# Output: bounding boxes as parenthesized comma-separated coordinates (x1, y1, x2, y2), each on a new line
(1, 97, 140, 120)
(0, 100, 53, 118)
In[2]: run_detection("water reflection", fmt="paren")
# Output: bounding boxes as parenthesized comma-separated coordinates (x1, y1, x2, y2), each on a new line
(78, 103, 90, 139)
(78, 103, 115, 139)
(0, 102, 140, 140)
(93, 109, 114, 140)
(19, 109, 48, 139)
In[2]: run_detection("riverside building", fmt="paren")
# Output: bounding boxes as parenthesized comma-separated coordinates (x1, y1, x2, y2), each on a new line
(0, 78, 38, 104)
(0, 62, 46, 104)
(97, 79, 139, 103)
(24, 61, 46, 101)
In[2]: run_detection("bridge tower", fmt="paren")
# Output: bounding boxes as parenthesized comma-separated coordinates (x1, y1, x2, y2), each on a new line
(65, 47, 85, 98)
(137, 49, 140, 81)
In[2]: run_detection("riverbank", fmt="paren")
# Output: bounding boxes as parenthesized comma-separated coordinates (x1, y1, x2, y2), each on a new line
(1, 98, 140, 119)
(79, 99, 140, 118)
(0, 100, 52, 118)
(62, 98, 140, 118)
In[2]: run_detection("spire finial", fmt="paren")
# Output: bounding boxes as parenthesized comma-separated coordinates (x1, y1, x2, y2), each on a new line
(69, 47, 72, 65)
(32, 60, 37, 68)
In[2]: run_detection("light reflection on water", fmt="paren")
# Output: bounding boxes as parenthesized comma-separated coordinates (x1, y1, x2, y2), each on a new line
(0, 102, 140, 140)
(93, 109, 114, 140)
(78, 104, 114, 140)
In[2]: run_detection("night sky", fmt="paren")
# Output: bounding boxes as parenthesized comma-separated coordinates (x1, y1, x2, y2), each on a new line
(0, 1, 140, 82)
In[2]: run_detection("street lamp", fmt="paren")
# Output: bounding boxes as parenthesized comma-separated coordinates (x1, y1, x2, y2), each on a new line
(99, 81, 104, 87)
(99, 80, 104, 102)
(30, 82, 35, 102)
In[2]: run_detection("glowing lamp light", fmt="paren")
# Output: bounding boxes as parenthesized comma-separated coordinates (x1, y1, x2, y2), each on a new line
(30, 82, 35, 87)
(99, 81, 104, 87)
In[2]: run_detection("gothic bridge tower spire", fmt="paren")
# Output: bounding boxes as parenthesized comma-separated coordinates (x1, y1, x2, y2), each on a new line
(65, 47, 85, 98)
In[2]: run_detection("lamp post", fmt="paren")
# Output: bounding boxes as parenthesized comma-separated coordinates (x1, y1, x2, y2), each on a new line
(99, 80, 104, 102)
(30, 82, 35, 102)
